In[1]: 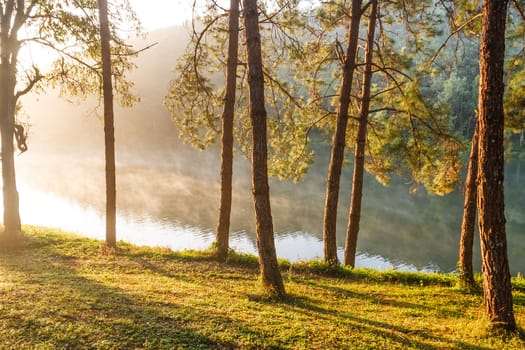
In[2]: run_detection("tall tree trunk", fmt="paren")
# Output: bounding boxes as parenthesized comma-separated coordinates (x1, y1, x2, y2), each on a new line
(477, 0, 515, 331)
(216, 0, 240, 261)
(344, 0, 377, 268)
(243, 0, 285, 296)
(322, 0, 363, 265)
(458, 120, 478, 288)
(0, 10, 22, 239)
(98, 0, 117, 249)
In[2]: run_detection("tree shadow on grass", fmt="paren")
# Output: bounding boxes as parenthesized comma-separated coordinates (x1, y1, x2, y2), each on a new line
(114, 249, 258, 287)
(0, 245, 233, 349)
(309, 281, 468, 318)
(248, 291, 493, 350)
(3, 234, 521, 349)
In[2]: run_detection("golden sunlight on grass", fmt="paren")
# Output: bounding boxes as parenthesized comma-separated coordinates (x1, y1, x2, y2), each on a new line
(0, 227, 523, 349)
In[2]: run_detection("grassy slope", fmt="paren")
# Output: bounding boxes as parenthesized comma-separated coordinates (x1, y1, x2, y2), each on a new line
(0, 227, 523, 349)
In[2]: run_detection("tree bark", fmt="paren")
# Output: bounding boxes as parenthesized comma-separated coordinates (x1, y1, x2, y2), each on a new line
(0, 2, 22, 238)
(216, 0, 240, 261)
(243, 0, 285, 296)
(344, 0, 377, 268)
(0, 66, 21, 238)
(458, 120, 478, 287)
(98, 0, 117, 249)
(477, 0, 515, 331)
(323, 0, 362, 265)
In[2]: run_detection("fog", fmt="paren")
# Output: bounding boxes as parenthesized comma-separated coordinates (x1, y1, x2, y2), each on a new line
(13, 26, 525, 274)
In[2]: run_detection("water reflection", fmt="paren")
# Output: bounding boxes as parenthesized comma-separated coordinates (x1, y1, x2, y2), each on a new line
(18, 183, 429, 272)
(13, 140, 525, 274)
(17, 185, 318, 260)
(19, 184, 218, 250)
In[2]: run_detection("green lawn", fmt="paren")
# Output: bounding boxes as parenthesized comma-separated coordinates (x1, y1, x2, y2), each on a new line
(0, 227, 523, 349)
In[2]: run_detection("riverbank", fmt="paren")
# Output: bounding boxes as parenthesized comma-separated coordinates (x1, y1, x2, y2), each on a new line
(0, 227, 523, 349)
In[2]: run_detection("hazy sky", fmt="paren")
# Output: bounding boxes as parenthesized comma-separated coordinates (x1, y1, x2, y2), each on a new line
(128, 0, 192, 30)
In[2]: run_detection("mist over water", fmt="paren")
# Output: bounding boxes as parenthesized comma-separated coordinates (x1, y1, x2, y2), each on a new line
(13, 26, 525, 275)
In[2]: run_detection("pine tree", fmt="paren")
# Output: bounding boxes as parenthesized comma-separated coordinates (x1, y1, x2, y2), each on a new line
(243, 0, 285, 296)
(476, 0, 516, 331)
(98, 0, 117, 249)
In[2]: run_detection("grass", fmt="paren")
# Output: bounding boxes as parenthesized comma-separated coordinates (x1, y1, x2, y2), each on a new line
(0, 227, 523, 349)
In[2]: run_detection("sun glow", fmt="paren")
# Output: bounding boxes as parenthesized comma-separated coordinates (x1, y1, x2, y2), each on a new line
(129, 0, 193, 30)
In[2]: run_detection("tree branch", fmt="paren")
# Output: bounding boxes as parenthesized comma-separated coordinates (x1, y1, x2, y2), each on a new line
(427, 13, 482, 67)
(15, 65, 43, 98)
(190, 12, 227, 96)
(512, 0, 525, 21)
(262, 66, 303, 109)
(32, 38, 100, 75)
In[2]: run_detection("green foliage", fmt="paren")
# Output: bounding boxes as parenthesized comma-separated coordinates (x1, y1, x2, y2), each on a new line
(436, 0, 525, 155)
(505, 58, 525, 134)
(424, 34, 480, 139)
(267, 103, 314, 180)
(299, 1, 464, 195)
(163, 0, 314, 181)
(447, 0, 482, 34)
(163, 49, 223, 150)
(505, 2, 525, 138)
(367, 79, 464, 195)
(514, 272, 525, 293)
(37, 0, 141, 108)
(0, 1, 138, 138)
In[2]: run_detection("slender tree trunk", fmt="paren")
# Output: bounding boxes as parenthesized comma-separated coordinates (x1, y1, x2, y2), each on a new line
(0, 11, 22, 238)
(477, 0, 515, 331)
(98, 0, 117, 249)
(458, 120, 478, 287)
(323, 0, 362, 265)
(344, 0, 377, 268)
(216, 0, 240, 261)
(243, 0, 285, 296)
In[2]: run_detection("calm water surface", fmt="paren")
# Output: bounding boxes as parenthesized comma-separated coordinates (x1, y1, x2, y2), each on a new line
(14, 153, 525, 275)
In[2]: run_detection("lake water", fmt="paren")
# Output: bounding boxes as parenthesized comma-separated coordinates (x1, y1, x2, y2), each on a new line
(13, 150, 525, 275)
